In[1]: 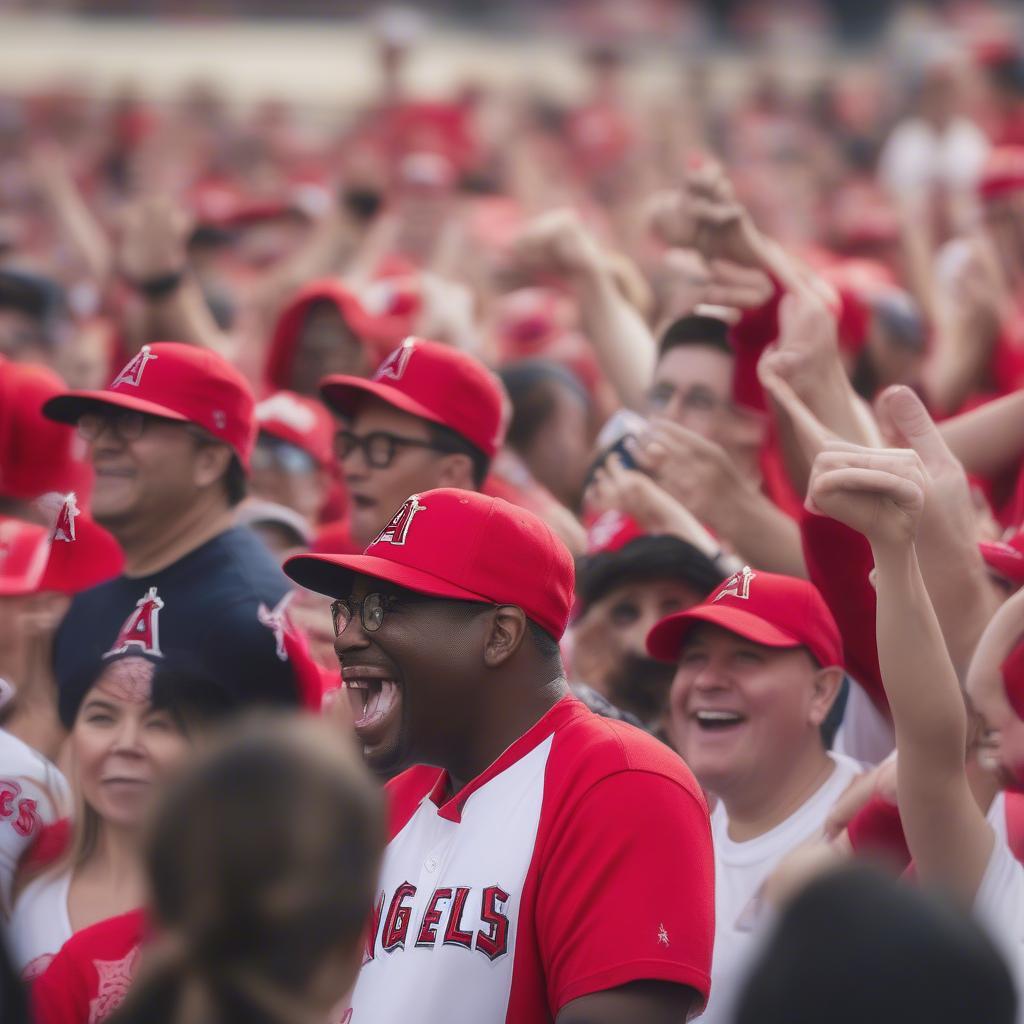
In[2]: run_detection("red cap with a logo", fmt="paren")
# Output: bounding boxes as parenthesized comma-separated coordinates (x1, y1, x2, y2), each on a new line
(42, 342, 257, 470)
(646, 566, 843, 668)
(255, 391, 334, 467)
(284, 488, 574, 639)
(0, 494, 122, 596)
(320, 337, 507, 459)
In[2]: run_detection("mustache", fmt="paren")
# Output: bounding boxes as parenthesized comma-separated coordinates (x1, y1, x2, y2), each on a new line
(604, 654, 675, 722)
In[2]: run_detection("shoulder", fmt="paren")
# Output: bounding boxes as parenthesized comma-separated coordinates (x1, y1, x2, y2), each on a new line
(547, 701, 705, 807)
(385, 766, 443, 839)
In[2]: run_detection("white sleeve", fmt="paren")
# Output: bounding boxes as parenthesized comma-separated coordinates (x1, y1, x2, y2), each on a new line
(974, 837, 1024, 1011)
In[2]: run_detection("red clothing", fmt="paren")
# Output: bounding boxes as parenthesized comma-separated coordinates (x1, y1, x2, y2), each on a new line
(32, 909, 146, 1024)
(800, 508, 889, 717)
(351, 697, 714, 1022)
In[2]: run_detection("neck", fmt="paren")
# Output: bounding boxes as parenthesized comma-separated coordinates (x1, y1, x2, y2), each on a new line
(722, 744, 836, 843)
(82, 820, 145, 888)
(116, 496, 234, 577)
(443, 673, 568, 796)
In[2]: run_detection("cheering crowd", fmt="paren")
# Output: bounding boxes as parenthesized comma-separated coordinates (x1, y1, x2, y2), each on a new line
(4, 3, 1024, 1021)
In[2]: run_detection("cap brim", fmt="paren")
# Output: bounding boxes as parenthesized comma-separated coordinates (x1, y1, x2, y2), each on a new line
(42, 391, 189, 426)
(319, 376, 445, 431)
(646, 604, 802, 663)
(284, 551, 489, 605)
(979, 541, 1024, 584)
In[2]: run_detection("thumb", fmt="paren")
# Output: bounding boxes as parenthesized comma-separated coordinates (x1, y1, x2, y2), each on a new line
(878, 385, 951, 469)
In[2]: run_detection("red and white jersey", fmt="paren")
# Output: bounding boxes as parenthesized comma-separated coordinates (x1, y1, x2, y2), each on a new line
(349, 697, 714, 1023)
(0, 728, 71, 917)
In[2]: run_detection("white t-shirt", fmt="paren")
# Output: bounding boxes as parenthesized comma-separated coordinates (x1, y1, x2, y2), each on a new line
(701, 752, 862, 1024)
(975, 795, 1024, 1023)
(878, 117, 989, 198)
(7, 868, 72, 979)
(0, 727, 71, 916)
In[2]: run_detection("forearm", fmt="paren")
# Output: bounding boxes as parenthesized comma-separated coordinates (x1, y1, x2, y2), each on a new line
(137, 277, 234, 358)
(44, 178, 113, 284)
(939, 389, 1024, 478)
(575, 265, 657, 412)
(869, 540, 966, 776)
(923, 314, 995, 416)
(720, 487, 807, 577)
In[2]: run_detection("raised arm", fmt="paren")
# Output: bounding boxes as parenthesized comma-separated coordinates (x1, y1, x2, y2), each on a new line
(807, 441, 994, 905)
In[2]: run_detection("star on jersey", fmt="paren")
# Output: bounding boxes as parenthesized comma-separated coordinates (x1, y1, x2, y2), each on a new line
(87, 947, 140, 1024)
(657, 923, 670, 947)
(258, 592, 294, 662)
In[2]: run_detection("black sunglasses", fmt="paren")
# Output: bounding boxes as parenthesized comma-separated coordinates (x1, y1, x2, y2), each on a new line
(334, 429, 454, 470)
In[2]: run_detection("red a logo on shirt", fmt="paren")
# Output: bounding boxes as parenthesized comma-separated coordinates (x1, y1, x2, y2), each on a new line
(713, 565, 756, 603)
(105, 587, 165, 657)
(111, 345, 158, 389)
(372, 496, 427, 548)
(374, 337, 416, 383)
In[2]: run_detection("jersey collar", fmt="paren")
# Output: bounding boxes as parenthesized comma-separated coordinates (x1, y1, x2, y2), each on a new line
(428, 695, 586, 823)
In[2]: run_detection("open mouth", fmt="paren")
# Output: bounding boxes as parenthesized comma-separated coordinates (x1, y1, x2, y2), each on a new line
(350, 494, 377, 510)
(692, 710, 746, 732)
(345, 674, 402, 738)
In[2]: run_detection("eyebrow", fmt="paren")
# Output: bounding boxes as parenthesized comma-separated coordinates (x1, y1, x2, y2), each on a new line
(81, 698, 119, 713)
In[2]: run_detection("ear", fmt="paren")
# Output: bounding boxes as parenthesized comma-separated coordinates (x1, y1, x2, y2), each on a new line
(808, 666, 844, 727)
(435, 453, 475, 489)
(193, 443, 234, 490)
(483, 606, 528, 668)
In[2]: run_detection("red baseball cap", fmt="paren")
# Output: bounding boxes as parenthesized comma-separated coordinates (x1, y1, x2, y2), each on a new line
(0, 357, 92, 502)
(255, 391, 334, 468)
(980, 532, 1024, 585)
(0, 494, 123, 597)
(646, 566, 843, 668)
(41, 342, 257, 470)
(978, 147, 1024, 203)
(284, 487, 574, 639)
(320, 337, 508, 459)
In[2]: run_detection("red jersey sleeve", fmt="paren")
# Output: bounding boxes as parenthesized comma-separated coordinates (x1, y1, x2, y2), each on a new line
(534, 770, 714, 1012)
(800, 508, 890, 717)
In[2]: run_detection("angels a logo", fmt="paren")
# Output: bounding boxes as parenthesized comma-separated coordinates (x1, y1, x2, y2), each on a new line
(111, 345, 158, 389)
(374, 337, 417, 383)
(372, 496, 427, 547)
(105, 587, 164, 657)
(713, 565, 756, 603)
(52, 493, 79, 543)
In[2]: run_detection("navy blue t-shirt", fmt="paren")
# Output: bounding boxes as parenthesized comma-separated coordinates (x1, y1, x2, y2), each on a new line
(54, 527, 300, 721)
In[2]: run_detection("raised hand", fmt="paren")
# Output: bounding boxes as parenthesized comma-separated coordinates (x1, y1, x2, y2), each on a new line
(117, 195, 192, 284)
(511, 207, 605, 282)
(806, 440, 927, 548)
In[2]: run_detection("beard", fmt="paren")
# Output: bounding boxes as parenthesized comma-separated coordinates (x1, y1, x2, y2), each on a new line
(603, 653, 676, 725)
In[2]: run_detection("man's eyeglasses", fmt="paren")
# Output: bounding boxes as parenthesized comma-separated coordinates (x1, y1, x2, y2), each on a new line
(646, 384, 724, 415)
(334, 430, 453, 470)
(252, 435, 318, 475)
(77, 409, 211, 446)
(77, 409, 148, 443)
(331, 593, 405, 636)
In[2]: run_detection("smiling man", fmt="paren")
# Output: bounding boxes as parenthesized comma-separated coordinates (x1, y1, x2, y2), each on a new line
(41, 342, 305, 710)
(320, 335, 506, 550)
(285, 488, 714, 1024)
(647, 568, 857, 1024)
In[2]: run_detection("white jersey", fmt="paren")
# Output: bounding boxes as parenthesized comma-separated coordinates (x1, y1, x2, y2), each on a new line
(7, 868, 72, 979)
(0, 727, 71, 916)
(701, 753, 862, 1024)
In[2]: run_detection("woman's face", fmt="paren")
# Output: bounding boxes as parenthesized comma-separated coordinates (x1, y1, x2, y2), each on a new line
(71, 658, 191, 829)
